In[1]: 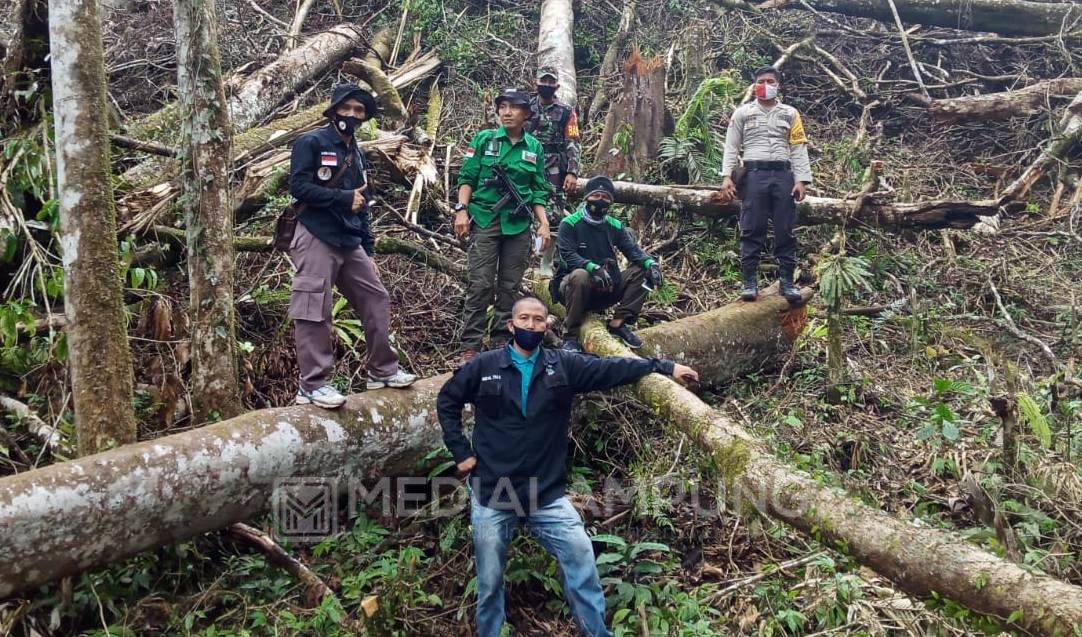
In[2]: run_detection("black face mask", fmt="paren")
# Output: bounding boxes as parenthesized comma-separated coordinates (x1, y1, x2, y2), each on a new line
(333, 114, 363, 137)
(585, 199, 611, 220)
(537, 85, 557, 99)
(512, 326, 545, 351)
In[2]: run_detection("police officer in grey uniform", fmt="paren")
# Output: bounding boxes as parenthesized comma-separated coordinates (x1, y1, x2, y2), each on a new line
(720, 66, 812, 304)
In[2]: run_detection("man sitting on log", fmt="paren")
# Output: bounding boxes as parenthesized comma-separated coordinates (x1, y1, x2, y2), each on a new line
(437, 295, 698, 637)
(453, 88, 553, 364)
(551, 176, 663, 352)
(287, 84, 417, 409)
(720, 66, 812, 304)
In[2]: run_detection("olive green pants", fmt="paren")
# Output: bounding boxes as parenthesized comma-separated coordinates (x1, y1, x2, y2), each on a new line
(460, 221, 532, 349)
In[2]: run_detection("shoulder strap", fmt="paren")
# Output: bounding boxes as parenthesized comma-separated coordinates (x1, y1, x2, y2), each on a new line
(326, 152, 354, 188)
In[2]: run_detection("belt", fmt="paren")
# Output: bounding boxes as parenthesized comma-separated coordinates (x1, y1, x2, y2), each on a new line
(744, 160, 791, 171)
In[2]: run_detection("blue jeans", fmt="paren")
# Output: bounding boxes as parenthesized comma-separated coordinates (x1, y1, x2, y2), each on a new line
(471, 494, 612, 637)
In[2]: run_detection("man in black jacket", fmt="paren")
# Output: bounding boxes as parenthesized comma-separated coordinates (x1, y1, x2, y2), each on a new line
(288, 84, 416, 409)
(553, 176, 663, 352)
(438, 295, 697, 637)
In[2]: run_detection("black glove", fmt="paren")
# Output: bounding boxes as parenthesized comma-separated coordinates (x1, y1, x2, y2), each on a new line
(646, 264, 663, 289)
(589, 266, 613, 291)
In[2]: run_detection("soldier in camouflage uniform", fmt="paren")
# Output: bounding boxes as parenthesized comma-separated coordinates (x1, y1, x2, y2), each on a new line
(526, 66, 581, 276)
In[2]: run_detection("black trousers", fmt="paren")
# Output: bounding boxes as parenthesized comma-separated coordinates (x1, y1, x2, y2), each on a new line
(739, 169, 797, 271)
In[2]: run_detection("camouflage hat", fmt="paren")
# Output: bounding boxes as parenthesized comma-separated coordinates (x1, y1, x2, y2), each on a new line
(536, 66, 559, 80)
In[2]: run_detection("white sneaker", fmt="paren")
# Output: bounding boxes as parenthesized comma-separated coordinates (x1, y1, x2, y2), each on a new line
(367, 370, 418, 390)
(295, 385, 346, 409)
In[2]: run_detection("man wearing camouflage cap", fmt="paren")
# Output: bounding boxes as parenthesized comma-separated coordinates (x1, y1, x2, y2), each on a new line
(527, 66, 581, 276)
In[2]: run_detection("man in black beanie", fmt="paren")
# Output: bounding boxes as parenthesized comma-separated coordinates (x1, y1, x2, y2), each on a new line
(551, 176, 663, 352)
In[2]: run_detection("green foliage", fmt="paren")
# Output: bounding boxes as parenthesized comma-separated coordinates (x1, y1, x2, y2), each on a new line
(1016, 391, 1052, 448)
(816, 254, 873, 308)
(117, 238, 160, 292)
(331, 296, 366, 348)
(659, 76, 740, 183)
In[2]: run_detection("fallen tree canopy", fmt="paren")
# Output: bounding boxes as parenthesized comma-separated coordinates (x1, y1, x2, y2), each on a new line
(758, 0, 1082, 38)
(566, 177, 1016, 229)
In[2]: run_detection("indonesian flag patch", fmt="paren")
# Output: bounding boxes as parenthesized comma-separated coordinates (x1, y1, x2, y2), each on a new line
(320, 152, 338, 166)
(522, 150, 538, 164)
(464, 147, 476, 159)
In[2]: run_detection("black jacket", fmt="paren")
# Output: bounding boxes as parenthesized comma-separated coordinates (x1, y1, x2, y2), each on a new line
(289, 124, 374, 253)
(554, 208, 656, 296)
(437, 345, 675, 512)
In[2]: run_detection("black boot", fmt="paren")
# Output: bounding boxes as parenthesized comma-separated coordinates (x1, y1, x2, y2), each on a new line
(740, 268, 758, 302)
(779, 266, 802, 304)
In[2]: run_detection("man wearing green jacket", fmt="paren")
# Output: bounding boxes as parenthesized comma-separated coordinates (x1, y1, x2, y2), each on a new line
(454, 88, 553, 363)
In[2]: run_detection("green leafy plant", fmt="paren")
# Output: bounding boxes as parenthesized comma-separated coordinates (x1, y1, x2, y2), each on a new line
(659, 76, 740, 182)
(331, 296, 366, 347)
(1016, 391, 1052, 448)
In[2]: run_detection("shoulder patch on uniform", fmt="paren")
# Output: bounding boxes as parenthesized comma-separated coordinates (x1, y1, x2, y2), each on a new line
(464, 147, 476, 158)
(564, 110, 580, 138)
(789, 112, 808, 145)
(605, 216, 624, 229)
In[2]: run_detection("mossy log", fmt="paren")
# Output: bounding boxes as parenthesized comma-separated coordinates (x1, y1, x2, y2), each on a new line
(565, 177, 1013, 229)
(579, 318, 1082, 636)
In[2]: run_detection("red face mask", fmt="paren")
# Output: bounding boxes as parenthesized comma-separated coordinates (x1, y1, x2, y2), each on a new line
(754, 83, 780, 100)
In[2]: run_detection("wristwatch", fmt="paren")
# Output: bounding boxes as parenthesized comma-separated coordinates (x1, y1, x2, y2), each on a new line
(453, 202, 467, 212)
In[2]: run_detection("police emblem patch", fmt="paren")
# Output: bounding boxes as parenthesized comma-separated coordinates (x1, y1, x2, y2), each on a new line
(317, 166, 333, 180)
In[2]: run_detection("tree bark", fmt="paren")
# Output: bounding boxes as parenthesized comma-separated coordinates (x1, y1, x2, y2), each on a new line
(49, 0, 137, 456)
(537, 0, 578, 107)
(579, 316, 1082, 637)
(761, 0, 1082, 38)
(596, 46, 667, 179)
(173, 0, 242, 422)
(586, 0, 635, 124)
(0, 0, 49, 129)
(566, 177, 1012, 229)
(0, 298, 798, 598)
(929, 78, 1082, 122)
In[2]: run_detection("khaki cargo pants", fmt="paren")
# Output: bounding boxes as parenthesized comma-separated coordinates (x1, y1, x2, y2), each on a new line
(290, 223, 399, 391)
(460, 221, 532, 349)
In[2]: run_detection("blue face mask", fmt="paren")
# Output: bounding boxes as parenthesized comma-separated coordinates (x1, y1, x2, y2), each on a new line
(512, 326, 545, 351)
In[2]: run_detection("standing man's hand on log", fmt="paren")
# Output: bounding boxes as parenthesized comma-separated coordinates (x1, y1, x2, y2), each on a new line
(720, 176, 736, 201)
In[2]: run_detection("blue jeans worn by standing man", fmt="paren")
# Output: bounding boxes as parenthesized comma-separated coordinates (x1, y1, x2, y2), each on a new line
(471, 493, 612, 637)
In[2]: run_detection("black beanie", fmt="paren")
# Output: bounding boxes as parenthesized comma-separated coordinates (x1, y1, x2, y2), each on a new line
(582, 175, 616, 200)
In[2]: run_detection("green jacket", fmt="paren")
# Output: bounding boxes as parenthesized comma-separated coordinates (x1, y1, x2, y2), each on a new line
(457, 127, 552, 235)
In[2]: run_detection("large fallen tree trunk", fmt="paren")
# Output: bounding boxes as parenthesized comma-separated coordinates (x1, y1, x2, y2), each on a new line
(0, 297, 799, 598)
(928, 78, 1082, 122)
(126, 24, 367, 143)
(759, 0, 1082, 38)
(566, 177, 1015, 229)
(537, 0, 578, 106)
(580, 313, 1082, 636)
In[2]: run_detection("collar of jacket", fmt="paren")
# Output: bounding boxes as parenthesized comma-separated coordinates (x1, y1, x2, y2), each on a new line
(320, 123, 353, 148)
(497, 344, 554, 372)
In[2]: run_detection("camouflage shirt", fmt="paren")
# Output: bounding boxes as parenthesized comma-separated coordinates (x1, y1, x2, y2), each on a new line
(525, 95, 581, 178)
